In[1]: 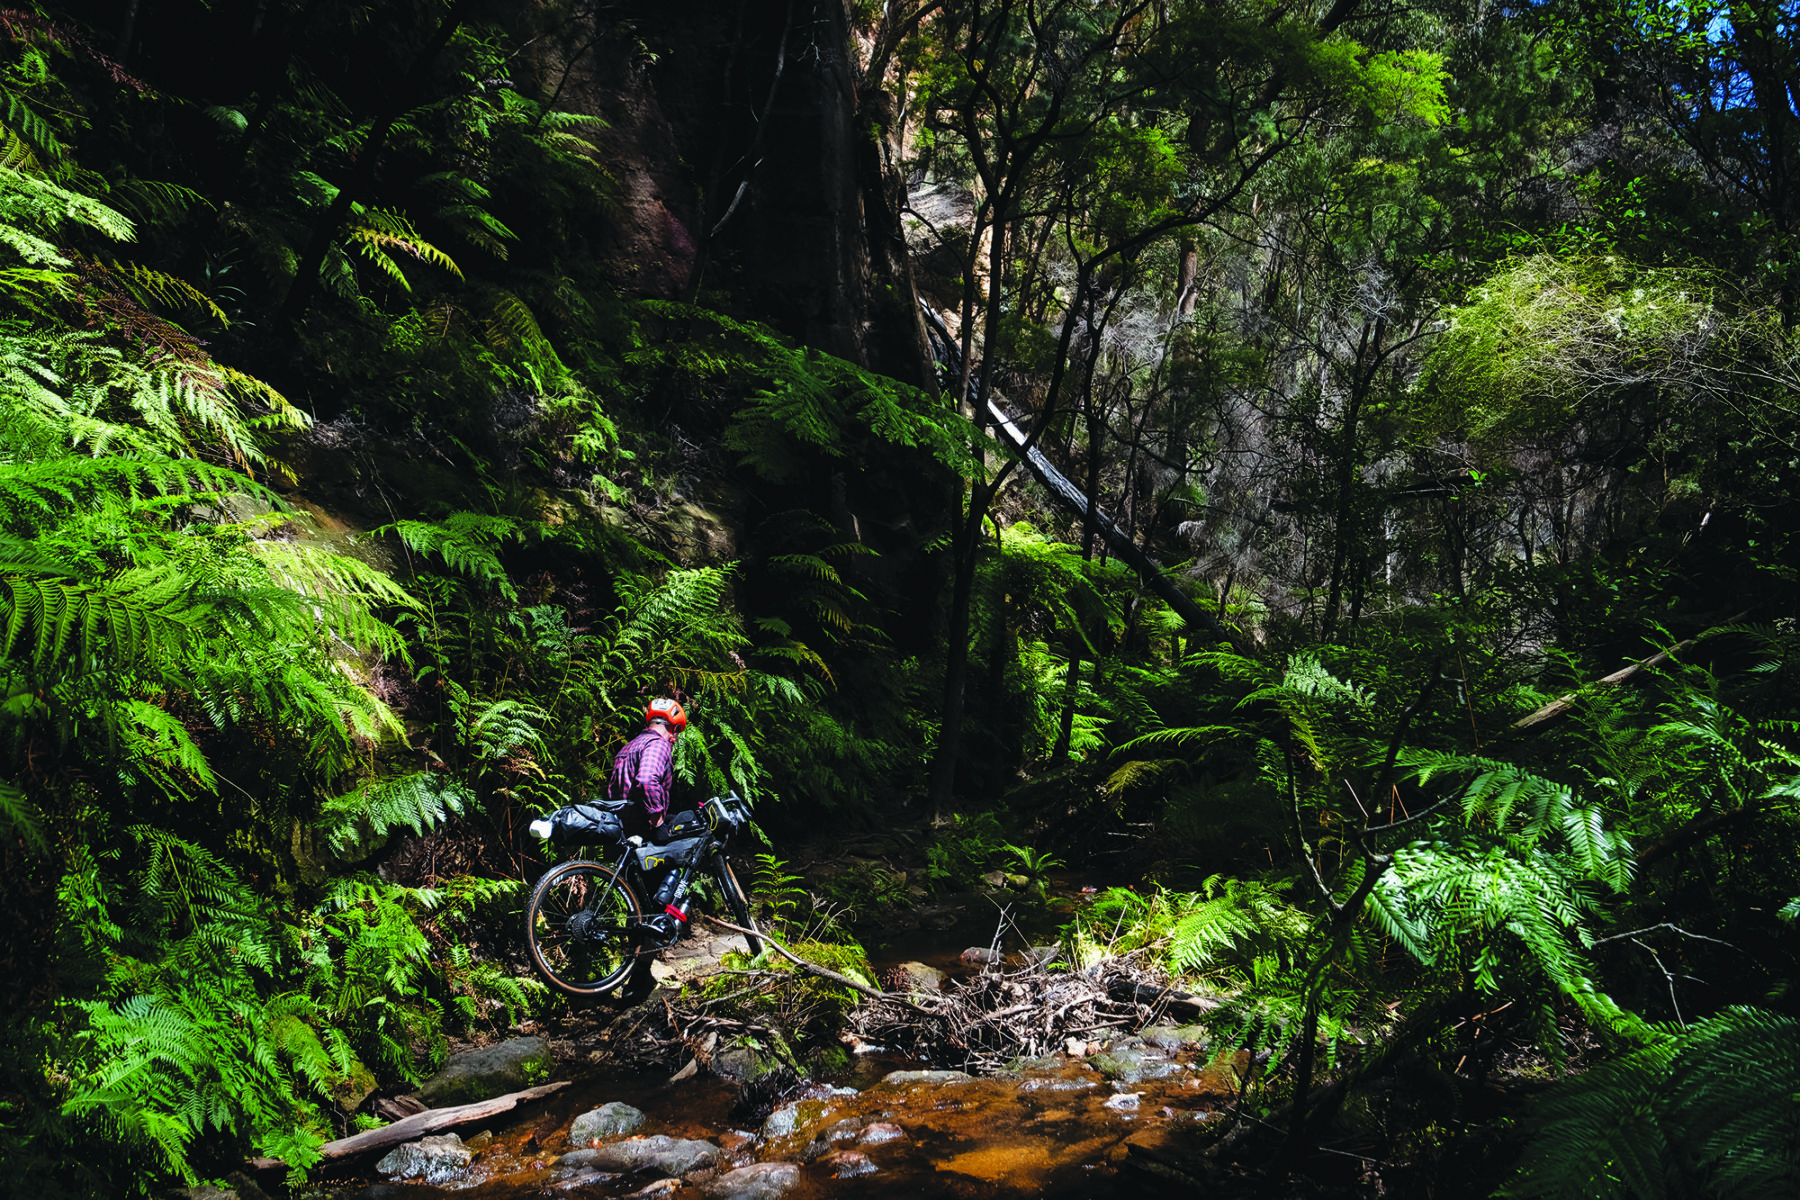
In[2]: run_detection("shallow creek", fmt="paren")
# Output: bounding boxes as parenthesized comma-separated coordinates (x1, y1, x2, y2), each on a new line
(360, 888, 1236, 1199)
(364, 1041, 1242, 1199)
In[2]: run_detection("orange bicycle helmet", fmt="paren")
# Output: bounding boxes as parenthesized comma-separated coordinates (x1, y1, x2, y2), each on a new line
(646, 698, 688, 731)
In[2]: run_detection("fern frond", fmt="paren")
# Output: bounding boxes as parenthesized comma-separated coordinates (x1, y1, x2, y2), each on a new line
(0, 554, 207, 670)
(104, 259, 227, 324)
(344, 206, 463, 287)
(0, 778, 46, 853)
(318, 773, 475, 856)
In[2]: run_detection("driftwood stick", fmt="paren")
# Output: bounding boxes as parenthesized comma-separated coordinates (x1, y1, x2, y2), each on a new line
(1108, 979, 1220, 1016)
(247, 1080, 570, 1169)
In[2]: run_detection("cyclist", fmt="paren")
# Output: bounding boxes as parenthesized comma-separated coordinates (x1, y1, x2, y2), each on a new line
(609, 698, 688, 942)
(609, 697, 686, 840)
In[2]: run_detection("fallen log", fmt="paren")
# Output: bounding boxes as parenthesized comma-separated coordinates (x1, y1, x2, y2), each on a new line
(1108, 979, 1220, 1017)
(699, 914, 931, 1015)
(246, 1080, 569, 1170)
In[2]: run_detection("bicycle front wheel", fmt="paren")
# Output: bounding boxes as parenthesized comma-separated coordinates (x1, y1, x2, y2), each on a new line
(526, 861, 641, 995)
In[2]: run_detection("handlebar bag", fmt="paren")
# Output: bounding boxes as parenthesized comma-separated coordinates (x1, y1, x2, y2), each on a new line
(704, 793, 753, 835)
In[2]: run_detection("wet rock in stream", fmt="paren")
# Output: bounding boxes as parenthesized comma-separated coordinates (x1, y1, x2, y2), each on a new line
(699, 1162, 802, 1199)
(887, 960, 946, 993)
(857, 1121, 906, 1144)
(880, 1068, 973, 1085)
(569, 1100, 646, 1144)
(374, 1132, 473, 1184)
(550, 1166, 621, 1190)
(1140, 1023, 1209, 1051)
(729, 1062, 803, 1124)
(570, 1133, 721, 1175)
(819, 1148, 878, 1177)
(1088, 1041, 1182, 1082)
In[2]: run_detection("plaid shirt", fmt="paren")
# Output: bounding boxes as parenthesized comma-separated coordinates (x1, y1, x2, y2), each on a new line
(607, 727, 675, 821)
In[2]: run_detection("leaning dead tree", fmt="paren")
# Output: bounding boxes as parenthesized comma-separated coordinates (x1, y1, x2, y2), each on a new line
(919, 302, 1238, 647)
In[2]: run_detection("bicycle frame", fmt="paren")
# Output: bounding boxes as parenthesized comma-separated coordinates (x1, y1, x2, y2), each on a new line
(526, 792, 760, 995)
(570, 833, 715, 943)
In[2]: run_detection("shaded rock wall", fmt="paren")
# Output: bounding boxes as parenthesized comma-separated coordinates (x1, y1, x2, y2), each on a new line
(505, 0, 930, 387)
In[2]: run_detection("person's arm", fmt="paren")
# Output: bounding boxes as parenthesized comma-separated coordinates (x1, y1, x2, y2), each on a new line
(636, 735, 674, 823)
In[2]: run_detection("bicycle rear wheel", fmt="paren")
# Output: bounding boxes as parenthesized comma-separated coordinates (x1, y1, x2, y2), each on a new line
(526, 861, 641, 995)
(715, 856, 763, 959)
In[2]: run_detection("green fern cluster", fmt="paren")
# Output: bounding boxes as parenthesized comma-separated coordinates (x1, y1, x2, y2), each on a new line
(1510, 1006, 1800, 1199)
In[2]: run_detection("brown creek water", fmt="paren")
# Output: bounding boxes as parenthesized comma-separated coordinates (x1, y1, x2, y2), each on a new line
(351, 1044, 1242, 1199)
(343, 881, 1231, 1198)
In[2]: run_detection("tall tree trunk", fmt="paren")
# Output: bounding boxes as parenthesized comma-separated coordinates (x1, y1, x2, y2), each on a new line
(928, 513, 982, 818)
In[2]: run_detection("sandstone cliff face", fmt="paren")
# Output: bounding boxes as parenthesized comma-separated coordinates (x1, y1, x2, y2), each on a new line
(499, 0, 949, 651)
(504, 0, 930, 388)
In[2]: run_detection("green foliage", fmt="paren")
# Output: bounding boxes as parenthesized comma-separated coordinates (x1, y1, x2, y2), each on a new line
(923, 812, 1006, 892)
(1510, 1007, 1800, 1200)
(750, 853, 812, 935)
(1069, 878, 1312, 981)
(318, 772, 477, 859)
(820, 861, 910, 922)
(1000, 842, 1063, 898)
(630, 300, 973, 485)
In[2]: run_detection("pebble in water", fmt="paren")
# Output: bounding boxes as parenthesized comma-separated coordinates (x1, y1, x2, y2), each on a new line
(821, 1148, 879, 1177)
(857, 1122, 906, 1145)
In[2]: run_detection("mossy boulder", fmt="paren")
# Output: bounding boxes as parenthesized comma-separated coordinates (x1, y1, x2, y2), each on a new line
(330, 1060, 378, 1113)
(1088, 1046, 1150, 1082)
(415, 1037, 553, 1107)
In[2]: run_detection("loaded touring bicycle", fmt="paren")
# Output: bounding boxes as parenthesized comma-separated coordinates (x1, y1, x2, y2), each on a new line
(525, 792, 762, 995)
